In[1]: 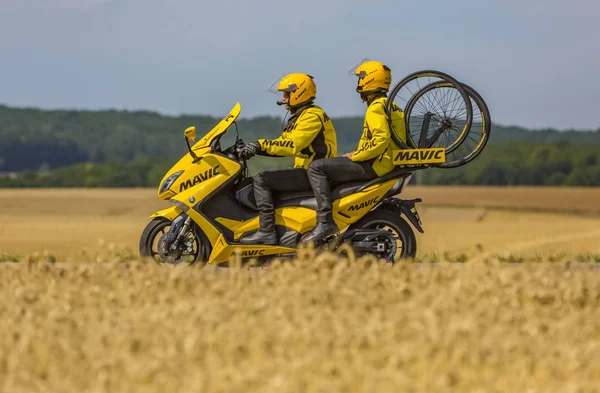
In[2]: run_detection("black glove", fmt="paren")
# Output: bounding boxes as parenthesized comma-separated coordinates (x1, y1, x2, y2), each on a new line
(241, 141, 261, 159)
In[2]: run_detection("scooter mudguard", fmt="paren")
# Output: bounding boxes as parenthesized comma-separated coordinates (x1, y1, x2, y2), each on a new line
(149, 206, 182, 221)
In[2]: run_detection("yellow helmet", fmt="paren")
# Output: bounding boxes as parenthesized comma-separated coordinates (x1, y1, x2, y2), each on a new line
(268, 73, 317, 109)
(349, 59, 392, 94)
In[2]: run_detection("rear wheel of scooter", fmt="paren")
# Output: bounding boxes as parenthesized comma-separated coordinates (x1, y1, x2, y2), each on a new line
(139, 218, 210, 266)
(353, 210, 417, 262)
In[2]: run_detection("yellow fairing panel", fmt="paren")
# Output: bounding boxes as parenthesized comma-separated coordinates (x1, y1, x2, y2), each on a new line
(169, 157, 241, 248)
(333, 179, 398, 225)
(158, 103, 241, 195)
(208, 240, 296, 264)
(194, 102, 241, 149)
(168, 154, 240, 195)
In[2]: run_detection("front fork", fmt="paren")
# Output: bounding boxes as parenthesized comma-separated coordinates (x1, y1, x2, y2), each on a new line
(171, 216, 193, 250)
(164, 214, 194, 253)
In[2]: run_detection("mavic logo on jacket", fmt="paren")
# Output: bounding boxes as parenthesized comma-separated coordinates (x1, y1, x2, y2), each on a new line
(359, 140, 378, 151)
(179, 165, 220, 192)
(231, 249, 266, 257)
(263, 140, 295, 149)
(348, 197, 379, 211)
(393, 148, 446, 165)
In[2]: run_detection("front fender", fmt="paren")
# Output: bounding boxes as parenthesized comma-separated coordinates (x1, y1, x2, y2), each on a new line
(149, 206, 182, 221)
(380, 197, 424, 233)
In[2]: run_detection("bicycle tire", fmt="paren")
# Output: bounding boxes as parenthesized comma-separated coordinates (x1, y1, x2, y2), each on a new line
(404, 81, 491, 168)
(386, 70, 473, 153)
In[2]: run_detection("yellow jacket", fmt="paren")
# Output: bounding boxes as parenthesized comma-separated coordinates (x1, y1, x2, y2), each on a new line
(258, 105, 337, 169)
(351, 97, 407, 176)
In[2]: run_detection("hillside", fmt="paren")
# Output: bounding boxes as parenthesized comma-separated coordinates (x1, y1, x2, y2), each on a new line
(1, 104, 600, 187)
(1, 104, 600, 173)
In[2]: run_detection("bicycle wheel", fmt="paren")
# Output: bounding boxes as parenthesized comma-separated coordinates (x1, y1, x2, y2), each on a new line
(387, 70, 472, 153)
(404, 81, 491, 168)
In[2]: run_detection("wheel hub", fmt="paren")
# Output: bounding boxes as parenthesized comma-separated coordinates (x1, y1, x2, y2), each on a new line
(439, 118, 453, 131)
(157, 234, 195, 264)
(347, 230, 398, 262)
(374, 232, 397, 262)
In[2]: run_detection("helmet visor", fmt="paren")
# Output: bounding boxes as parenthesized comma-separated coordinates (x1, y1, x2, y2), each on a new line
(267, 74, 297, 94)
(348, 58, 372, 77)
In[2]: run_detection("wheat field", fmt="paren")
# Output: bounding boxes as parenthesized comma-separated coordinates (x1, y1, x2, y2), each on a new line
(1, 253, 599, 392)
(1, 187, 600, 259)
(1, 187, 600, 392)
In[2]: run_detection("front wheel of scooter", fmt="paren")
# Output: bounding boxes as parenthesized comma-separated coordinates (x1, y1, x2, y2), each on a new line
(139, 218, 211, 266)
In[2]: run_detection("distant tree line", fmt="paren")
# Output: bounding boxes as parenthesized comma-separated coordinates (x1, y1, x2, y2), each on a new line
(1, 104, 600, 187)
(421, 142, 600, 186)
(2, 142, 600, 187)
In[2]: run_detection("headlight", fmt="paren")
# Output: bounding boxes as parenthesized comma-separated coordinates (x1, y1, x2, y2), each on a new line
(159, 170, 184, 194)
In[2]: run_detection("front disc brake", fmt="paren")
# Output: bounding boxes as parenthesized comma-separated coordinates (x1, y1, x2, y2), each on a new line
(157, 234, 195, 264)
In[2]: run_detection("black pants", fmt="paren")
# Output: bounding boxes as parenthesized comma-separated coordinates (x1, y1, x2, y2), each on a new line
(307, 157, 377, 221)
(253, 168, 311, 231)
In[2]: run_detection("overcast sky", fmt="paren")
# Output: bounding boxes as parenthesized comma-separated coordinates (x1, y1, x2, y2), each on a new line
(1, 0, 599, 129)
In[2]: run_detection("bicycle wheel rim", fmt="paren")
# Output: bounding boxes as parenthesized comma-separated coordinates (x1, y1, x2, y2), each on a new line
(440, 83, 491, 168)
(386, 70, 473, 153)
(404, 81, 472, 153)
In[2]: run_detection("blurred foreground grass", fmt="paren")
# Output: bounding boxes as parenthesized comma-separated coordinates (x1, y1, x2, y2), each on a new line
(1, 247, 599, 393)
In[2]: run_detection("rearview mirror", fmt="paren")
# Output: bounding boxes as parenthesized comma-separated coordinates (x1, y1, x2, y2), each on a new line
(184, 126, 196, 141)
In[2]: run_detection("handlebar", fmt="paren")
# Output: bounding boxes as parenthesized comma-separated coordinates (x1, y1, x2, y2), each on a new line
(223, 138, 250, 162)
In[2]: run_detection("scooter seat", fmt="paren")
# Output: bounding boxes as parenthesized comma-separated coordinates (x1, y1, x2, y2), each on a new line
(330, 181, 365, 199)
(275, 190, 315, 202)
(329, 168, 412, 199)
(276, 167, 411, 203)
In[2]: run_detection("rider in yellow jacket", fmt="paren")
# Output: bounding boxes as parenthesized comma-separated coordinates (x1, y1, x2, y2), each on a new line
(303, 60, 407, 244)
(257, 104, 337, 170)
(239, 73, 337, 245)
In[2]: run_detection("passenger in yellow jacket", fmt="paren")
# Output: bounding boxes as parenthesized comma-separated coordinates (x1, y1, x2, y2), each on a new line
(239, 73, 337, 245)
(303, 60, 407, 244)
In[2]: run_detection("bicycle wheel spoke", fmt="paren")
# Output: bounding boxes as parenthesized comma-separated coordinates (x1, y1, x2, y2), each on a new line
(439, 87, 454, 116)
(452, 95, 468, 115)
(439, 88, 455, 114)
(414, 100, 431, 115)
(447, 90, 465, 117)
(439, 87, 455, 116)
(444, 89, 457, 117)
(427, 85, 443, 115)
(430, 88, 448, 115)
(415, 86, 435, 113)
(420, 89, 445, 117)
(450, 101, 469, 120)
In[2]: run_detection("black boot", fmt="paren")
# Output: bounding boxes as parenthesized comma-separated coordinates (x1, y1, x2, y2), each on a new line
(239, 229, 278, 245)
(302, 218, 339, 245)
